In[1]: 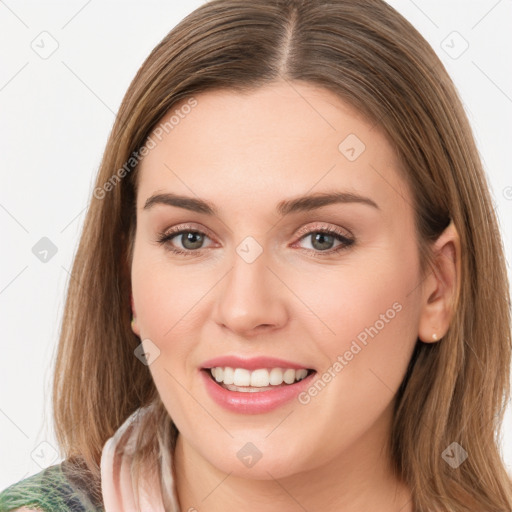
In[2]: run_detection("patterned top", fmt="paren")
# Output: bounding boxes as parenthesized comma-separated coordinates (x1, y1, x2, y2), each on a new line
(0, 458, 104, 511)
(0, 405, 180, 511)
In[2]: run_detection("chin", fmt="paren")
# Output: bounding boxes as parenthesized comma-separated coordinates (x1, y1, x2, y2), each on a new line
(200, 438, 312, 480)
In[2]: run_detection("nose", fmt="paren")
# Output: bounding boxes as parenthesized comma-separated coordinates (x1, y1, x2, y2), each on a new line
(213, 246, 289, 337)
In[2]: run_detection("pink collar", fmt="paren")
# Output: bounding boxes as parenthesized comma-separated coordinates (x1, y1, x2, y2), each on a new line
(100, 407, 180, 511)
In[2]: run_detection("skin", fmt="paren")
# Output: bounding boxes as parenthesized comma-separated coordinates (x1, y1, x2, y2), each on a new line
(130, 81, 459, 512)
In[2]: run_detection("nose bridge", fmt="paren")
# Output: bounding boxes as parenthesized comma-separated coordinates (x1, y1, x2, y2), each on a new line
(213, 236, 288, 334)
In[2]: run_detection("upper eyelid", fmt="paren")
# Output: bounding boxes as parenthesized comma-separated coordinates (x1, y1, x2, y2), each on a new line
(163, 222, 211, 235)
(294, 223, 352, 239)
(162, 222, 352, 240)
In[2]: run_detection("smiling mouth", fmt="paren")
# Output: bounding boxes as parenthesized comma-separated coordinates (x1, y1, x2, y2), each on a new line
(202, 367, 316, 393)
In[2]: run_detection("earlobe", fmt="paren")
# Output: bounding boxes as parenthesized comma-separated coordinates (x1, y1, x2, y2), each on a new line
(418, 220, 461, 344)
(131, 316, 140, 336)
(130, 293, 140, 336)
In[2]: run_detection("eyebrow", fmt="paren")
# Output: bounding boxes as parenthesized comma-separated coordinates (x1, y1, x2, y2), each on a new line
(143, 190, 379, 216)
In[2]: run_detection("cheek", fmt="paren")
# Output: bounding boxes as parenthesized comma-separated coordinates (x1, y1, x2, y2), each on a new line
(298, 245, 421, 389)
(130, 242, 218, 392)
(131, 240, 203, 341)
(130, 245, 208, 434)
(284, 254, 420, 457)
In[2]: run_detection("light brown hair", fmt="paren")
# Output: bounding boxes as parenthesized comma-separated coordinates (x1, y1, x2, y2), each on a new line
(52, 0, 512, 510)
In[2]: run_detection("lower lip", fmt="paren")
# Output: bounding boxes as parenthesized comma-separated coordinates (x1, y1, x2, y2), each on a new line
(200, 369, 316, 414)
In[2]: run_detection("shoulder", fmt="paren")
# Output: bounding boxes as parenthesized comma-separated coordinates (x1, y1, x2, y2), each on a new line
(0, 460, 104, 512)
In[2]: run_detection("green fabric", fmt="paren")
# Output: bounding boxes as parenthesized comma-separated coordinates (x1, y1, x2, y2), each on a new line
(0, 462, 104, 512)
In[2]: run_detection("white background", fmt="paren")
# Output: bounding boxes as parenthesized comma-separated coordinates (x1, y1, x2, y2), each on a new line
(1, 0, 511, 489)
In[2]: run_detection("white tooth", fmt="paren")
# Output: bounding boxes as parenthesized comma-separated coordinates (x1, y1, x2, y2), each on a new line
(211, 366, 308, 387)
(283, 368, 296, 384)
(295, 369, 308, 381)
(250, 369, 270, 387)
(223, 383, 272, 392)
(223, 366, 234, 385)
(214, 367, 224, 382)
(233, 368, 251, 386)
(269, 368, 284, 385)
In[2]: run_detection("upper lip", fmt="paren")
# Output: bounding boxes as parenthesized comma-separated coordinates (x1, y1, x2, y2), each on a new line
(201, 355, 314, 371)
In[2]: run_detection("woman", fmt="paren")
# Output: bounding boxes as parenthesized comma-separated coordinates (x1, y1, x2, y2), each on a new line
(1, 0, 511, 511)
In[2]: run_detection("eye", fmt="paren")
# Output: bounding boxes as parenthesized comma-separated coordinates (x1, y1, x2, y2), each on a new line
(293, 224, 355, 256)
(156, 224, 214, 256)
(156, 223, 355, 257)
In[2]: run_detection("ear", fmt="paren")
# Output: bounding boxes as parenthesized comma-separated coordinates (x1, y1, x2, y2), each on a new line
(418, 220, 461, 343)
(131, 293, 141, 337)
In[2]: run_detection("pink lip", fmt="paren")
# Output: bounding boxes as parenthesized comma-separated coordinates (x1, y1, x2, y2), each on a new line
(199, 368, 316, 414)
(201, 355, 313, 371)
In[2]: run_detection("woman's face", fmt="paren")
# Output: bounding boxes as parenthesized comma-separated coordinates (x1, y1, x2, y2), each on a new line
(131, 81, 425, 479)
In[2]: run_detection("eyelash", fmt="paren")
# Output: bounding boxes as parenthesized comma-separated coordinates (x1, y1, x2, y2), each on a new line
(155, 223, 355, 258)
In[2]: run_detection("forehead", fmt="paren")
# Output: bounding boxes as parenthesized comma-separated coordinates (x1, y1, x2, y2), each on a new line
(136, 82, 412, 220)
